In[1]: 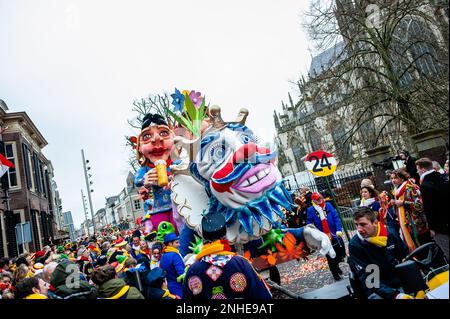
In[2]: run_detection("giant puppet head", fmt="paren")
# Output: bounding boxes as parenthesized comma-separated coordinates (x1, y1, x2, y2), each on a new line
(136, 113, 176, 165)
(171, 105, 294, 244)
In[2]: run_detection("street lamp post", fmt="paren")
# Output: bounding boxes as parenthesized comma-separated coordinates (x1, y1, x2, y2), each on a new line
(81, 189, 90, 236)
(81, 149, 96, 235)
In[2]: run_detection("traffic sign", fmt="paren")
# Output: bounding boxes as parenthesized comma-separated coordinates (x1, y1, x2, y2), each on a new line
(304, 150, 337, 177)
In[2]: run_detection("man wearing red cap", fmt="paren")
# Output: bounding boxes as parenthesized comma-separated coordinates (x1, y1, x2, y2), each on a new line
(307, 192, 346, 281)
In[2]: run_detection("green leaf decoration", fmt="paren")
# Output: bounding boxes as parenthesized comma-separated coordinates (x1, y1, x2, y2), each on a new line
(166, 108, 194, 131)
(184, 93, 197, 123)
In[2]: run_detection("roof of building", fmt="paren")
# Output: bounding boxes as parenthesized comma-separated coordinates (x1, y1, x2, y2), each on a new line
(309, 42, 346, 78)
(1, 110, 48, 148)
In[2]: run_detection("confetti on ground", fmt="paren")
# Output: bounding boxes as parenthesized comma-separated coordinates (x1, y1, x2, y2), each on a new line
(271, 245, 351, 299)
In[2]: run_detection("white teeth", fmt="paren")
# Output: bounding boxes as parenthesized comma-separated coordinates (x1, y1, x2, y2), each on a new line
(241, 180, 250, 187)
(248, 176, 258, 185)
(256, 171, 266, 179)
(240, 168, 271, 188)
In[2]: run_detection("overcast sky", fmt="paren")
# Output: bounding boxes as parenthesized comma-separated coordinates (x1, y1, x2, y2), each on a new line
(0, 0, 313, 227)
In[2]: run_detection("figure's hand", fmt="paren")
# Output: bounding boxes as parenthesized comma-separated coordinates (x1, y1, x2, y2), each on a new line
(396, 293, 414, 299)
(336, 231, 343, 238)
(430, 230, 435, 238)
(303, 225, 336, 258)
(144, 168, 158, 187)
(177, 270, 187, 283)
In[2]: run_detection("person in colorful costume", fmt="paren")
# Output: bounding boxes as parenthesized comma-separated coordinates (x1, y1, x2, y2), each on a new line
(150, 242, 163, 270)
(348, 206, 409, 299)
(305, 192, 346, 281)
(133, 113, 183, 234)
(159, 232, 185, 298)
(389, 168, 431, 252)
(183, 213, 272, 300)
(130, 230, 149, 261)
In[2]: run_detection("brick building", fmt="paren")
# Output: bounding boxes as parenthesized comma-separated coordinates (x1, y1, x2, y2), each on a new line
(0, 100, 58, 257)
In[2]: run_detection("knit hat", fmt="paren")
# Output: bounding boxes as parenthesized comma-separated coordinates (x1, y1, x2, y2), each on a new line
(361, 178, 374, 189)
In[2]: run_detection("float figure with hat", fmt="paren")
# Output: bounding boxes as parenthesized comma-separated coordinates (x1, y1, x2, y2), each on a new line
(163, 89, 336, 272)
(131, 105, 186, 236)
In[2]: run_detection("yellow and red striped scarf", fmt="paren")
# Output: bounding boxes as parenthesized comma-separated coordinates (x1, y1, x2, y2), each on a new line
(366, 222, 388, 247)
(395, 180, 417, 252)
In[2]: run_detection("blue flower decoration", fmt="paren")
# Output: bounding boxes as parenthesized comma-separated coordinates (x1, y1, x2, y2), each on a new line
(170, 88, 185, 113)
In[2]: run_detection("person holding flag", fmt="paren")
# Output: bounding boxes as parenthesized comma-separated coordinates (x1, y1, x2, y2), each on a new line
(306, 192, 346, 281)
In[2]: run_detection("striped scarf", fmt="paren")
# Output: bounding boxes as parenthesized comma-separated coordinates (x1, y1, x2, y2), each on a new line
(395, 180, 418, 252)
(358, 223, 388, 247)
(312, 202, 332, 238)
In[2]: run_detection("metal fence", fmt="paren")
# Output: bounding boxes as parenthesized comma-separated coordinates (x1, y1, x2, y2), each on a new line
(338, 206, 358, 239)
(283, 166, 380, 240)
(284, 166, 378, 208)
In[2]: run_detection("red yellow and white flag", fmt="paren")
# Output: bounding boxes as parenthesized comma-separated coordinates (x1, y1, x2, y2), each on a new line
(0, 153, 15, 178)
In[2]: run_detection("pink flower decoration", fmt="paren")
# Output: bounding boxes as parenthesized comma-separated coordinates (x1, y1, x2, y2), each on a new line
(188, 90, 203, 109)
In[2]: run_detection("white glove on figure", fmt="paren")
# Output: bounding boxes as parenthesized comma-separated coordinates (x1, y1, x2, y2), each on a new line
(303, 224, 336, 258)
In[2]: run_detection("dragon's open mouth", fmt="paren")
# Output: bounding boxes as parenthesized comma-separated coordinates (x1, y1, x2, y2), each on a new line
(232, 164, 277, 194)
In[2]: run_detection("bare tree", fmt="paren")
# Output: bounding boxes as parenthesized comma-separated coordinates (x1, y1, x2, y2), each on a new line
(301, 0, 449, 149)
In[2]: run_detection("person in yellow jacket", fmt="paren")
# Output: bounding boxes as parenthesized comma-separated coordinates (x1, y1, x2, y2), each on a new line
(14, 277, 48, 299)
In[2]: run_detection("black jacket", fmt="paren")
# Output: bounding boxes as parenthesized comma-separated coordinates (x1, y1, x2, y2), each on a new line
(348, 228, 409, 299)
(404, 156, 420, 183)
(420, 171, 449, 235)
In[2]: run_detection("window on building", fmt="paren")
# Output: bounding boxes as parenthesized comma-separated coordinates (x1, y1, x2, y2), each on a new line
(331, 125, 353, 162)
(5, 143, 18, 188)
(133, 200, 141, 210)
(40, 162, 48, 198)
(290, 138, 307, 172)
(309, 129, 322, 151)
(32, 153, 42, 194)
(408, 19, 440, 77)
(22, 143, 32, 190)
